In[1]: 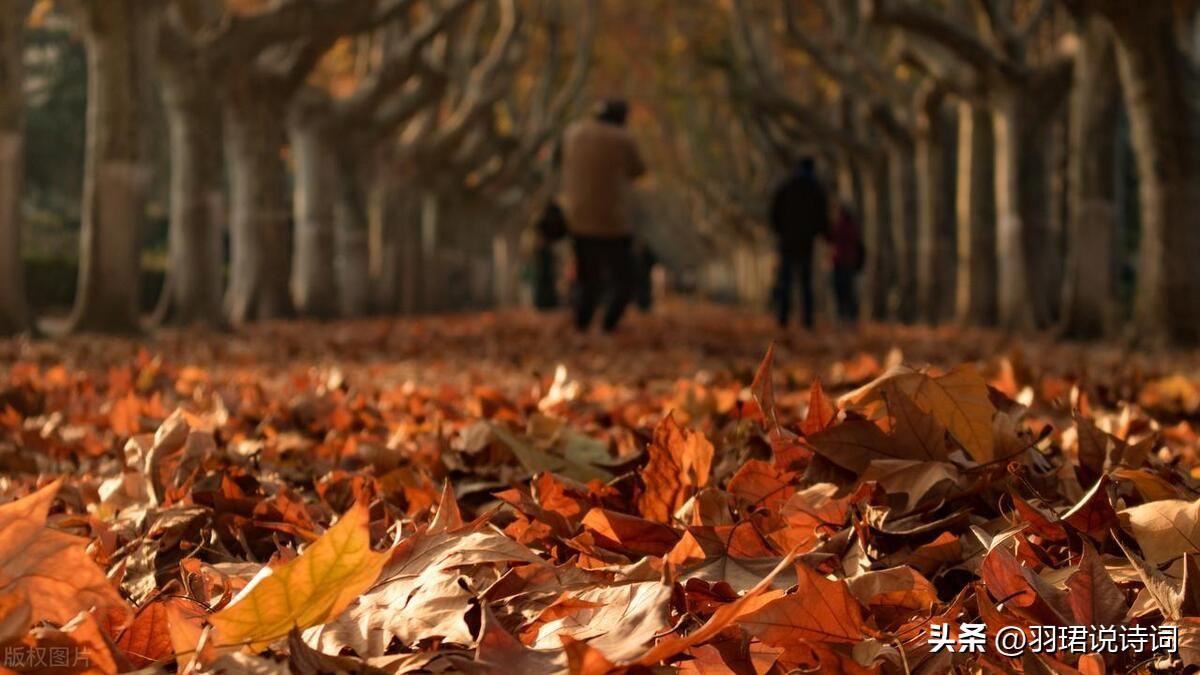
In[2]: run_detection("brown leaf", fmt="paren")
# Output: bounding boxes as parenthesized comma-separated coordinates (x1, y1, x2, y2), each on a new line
(631, 550, 798, 667)
(528, 581, 672, 662)
(581, 508, 680, 556)
(739, 562, 866, 645)
(843, 365, 996, 462)
(846, 567, 938, 618)
(750, 343, 783, 438)
(1066, 540, 1127, 627)
(116, 597, 201, 668)
(637, 414, 714, 523)
(307, 520, 546, 656)
(726, 460, 796, 511)
(1122, 497, 1200, 565)
(979, 536, 1071, 625)
(800, 377, 836, 436)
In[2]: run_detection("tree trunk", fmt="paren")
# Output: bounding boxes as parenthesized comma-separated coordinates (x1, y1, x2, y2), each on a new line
(224, 91, 294, 323)
(67, 1, 157, 334)
(1103, 3, 1200, 345)
(859, 158, 889, 321)
(914, 88, 950, 324)
(0, 0, 31, 335)
(333, 151, 373, 318)
(158, 61, 226, 328)
(954, 101, 997, 326)
(885, 139, 917, 322)
(420, 191, 442, 312)
(991, 97, 1040, 331)
(288, 111, 338, 319)
(373, 172, 425, 315)
(1060, 17, 1120, 340)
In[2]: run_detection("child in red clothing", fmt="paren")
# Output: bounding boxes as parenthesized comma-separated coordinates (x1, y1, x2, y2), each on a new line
(828, 201, 863, 323)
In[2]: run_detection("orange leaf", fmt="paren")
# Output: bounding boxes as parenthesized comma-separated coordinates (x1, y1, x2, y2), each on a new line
(637, 414, 714, 523)
(0, 481, 128, 626)
(739, 562, 866, 645)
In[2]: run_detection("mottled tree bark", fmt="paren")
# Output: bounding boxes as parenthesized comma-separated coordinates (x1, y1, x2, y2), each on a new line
(158, 54, 226, 328)
(67, 0, 158, 334)
(991, 94, 1051, 331)
(859, 159, 889, 321)
(1099, 2, 1200, 345)
(224, 90, 294, 323)
(914, 85, 953, 324)
(288, 105, 339, 319)
(0, 0, 31, 335)
(954, 101, 997, 326)
(885, 138, 917, 322)
(334, 148, 374, 318)
(1060, 16, 1120, 340)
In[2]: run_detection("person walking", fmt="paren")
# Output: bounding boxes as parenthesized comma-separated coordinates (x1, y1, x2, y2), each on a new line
(560, 99, 646, 332)
(829, 200, 863, 323)
(769, 157, 828, 329)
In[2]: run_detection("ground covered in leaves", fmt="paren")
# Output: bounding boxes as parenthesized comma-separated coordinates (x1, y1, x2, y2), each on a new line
(4, 303, 1200, 674)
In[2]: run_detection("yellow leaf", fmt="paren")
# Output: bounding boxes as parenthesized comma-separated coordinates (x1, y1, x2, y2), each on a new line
(209, 503, 386, 651)
(0, 480, 127, 626)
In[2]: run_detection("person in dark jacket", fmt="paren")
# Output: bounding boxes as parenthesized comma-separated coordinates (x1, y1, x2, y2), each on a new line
(770, 157, 829, 328)
(560, 99, 646, 332)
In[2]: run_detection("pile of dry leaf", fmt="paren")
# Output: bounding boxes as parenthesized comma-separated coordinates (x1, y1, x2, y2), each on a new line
(3, 305, 1200, 674)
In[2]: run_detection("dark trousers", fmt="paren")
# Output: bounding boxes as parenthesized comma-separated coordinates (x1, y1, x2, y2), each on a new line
(776, 245, 814, 328)
(533, 243, 559, 310)
(832, 266, 859, 322)
(573, 235, 634, 331)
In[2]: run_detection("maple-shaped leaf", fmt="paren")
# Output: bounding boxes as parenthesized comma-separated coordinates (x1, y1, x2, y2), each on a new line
(210, 502, 387, 650)
(1121, 497, 1200, 566)
(0, 480, 127, 626)
(637, 413, 713, 523)
(842, 364, 995, 462)
(739, 562, 866, 645)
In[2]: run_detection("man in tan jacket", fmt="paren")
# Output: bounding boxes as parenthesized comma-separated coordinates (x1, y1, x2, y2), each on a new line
(560, 99, 646, 332)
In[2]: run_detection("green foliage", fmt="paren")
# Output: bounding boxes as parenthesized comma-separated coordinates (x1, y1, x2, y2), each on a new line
(24, 25, 87, 219)
(23, 257, 164, 313)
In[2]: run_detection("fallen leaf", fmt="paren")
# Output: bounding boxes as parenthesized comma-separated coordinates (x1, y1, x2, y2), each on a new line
(210, 502, 387, 650)
(637, 414, 713, 523)
(1122, 497, 1200, 565)
(739, 562, 866, 645)
(0, 480, 127, 626)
